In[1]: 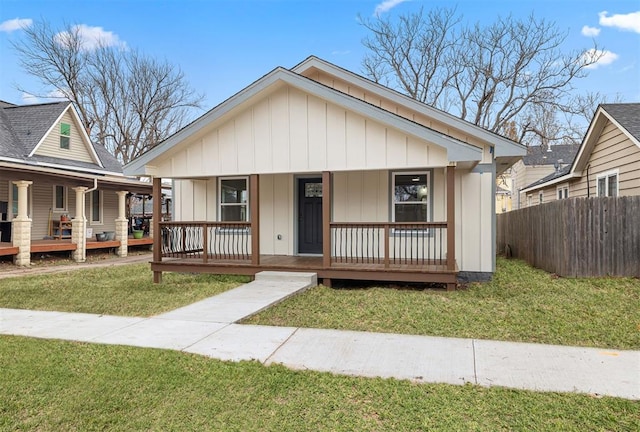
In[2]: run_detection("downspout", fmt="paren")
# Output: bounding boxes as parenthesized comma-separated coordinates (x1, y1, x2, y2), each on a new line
(81, 178, 98, 220)
(586, 165, 591, 198)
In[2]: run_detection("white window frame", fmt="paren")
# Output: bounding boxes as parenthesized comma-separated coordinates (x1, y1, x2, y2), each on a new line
(60, 122, 71, 150)
(596, 169, 619, 197)
(218, 176, 249, 222)
(52, 185, 68, 212)
(527, 194, 532, 207)
(391, 171, 431, 223)
(90, 189, 103, 225)
(556, 184, 569, 200)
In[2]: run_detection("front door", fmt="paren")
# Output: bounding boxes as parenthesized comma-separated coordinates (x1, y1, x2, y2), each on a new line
(298, 177, 323, 254)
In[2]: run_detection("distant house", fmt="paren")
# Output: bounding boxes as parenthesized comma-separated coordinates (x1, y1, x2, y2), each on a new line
(510, 143, 579, 208)
(124, 56, 526, 288)
(0, 100, 152, 265)
(521, 103, 640, 203)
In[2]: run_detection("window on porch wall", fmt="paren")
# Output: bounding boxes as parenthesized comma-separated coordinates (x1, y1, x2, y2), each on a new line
(219, 177, 248, 221)
(90, 190, 103, 224)
(392, 172, 429, 222)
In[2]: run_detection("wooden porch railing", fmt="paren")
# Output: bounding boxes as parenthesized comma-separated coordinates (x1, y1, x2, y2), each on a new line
(330, 222, 448, 267)
(159, 221, 252, 262)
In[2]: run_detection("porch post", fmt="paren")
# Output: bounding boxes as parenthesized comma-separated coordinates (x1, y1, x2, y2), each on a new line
(250, 174, 260, 266)
(322, 171, 331, 271)
(152, 177, 162, 283)
(11, 180, 32, 266)
(71, 186, 88, 263)
(446, 164, 456, 274)
(115, 191, 128, 257)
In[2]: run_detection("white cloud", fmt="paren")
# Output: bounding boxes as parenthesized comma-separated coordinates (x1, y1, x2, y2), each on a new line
(55, 24, 125, 51)
(21, 92, 40, 104)
(374, 0, 409, 16)
(598, 11, 640, 33)
(581, 25, 600, 37)
(0, 18, 32, 33)
(21, 90, 69, 104)
(583, 49, 619, 69)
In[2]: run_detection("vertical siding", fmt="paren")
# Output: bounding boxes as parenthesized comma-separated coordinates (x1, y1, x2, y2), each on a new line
(332, 171, 388, 222)
(457, 169, 493, 272)
(155, 85, 450, 178)
(259, 174, 294, 255)
(34, 111, 95, 164)
(173, 179, 217, 222)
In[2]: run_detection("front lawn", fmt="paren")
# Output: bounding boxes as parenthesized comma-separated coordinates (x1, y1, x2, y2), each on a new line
(1, 336, 637, 431)
(245, 258, 640, 349)
(0, 264, 249, 316)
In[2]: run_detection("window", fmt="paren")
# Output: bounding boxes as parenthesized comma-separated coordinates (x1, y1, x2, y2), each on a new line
(557, 184, 569, 200)
(527, 194, 532, 207)
(392, 172, 429, 222)
(60, 123, 70, 149)
(53, 185, 67, 211)
(539, 191, 544, 204)
(90, 190, 102, 224)
(219, 177, 248, 221)
(596, 170, 618, 197)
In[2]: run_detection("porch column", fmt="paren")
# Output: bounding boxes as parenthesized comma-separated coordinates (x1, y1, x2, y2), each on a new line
(11, 180, 32, 266)
(152, 177, 162, 283)
(446, 164, 456, 275)
(115, 191, 128, 257)
(71, 186, 88, 263)
(322, 171, 331, 271)
(250, 174, 260, 266)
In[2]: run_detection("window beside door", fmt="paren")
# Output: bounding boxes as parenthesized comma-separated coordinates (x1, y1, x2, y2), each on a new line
(219, 177, 248, 221)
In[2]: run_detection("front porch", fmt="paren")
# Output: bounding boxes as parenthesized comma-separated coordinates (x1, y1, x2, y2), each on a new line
(0, 236, 153, 258)
(150, 168, 458, 289)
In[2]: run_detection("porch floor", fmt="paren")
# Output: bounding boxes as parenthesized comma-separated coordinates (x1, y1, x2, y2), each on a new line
(152, 254, 458, 287)
(0, 236, 153, 257)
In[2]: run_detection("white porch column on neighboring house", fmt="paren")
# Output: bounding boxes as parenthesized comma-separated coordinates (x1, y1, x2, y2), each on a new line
(71, 186, 88, 263)
(115, 191, 129, 257)
(11, 180, 32, 266)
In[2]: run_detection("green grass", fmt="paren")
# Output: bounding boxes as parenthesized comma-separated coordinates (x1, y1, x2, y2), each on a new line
(0, 264, 249, 316)
(245, 257, 640, 350)
(1, 336, 637, 432)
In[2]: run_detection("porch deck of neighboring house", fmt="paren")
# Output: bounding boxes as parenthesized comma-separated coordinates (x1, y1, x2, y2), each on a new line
(0, 236, 153, 257)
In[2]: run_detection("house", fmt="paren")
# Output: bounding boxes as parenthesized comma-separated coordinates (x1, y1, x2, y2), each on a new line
(0, 100, 153, 265)
(510, 143, 579, 208)
(520, 103, 640, 203)
(496, 169, 513, 213)
(124, 56, 526, 289)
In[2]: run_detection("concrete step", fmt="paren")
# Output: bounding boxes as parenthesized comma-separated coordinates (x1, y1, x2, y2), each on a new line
(255, 271, 317, 287)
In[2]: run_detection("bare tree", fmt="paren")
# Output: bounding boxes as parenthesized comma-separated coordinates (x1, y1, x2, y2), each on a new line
(361, 8, 604, 145)
(12, 20, 203, 163)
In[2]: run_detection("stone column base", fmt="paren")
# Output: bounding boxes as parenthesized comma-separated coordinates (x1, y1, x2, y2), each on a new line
(71, 219, 87, 263)
(115, 218, 128, 257)
(12, 218, 31, 266)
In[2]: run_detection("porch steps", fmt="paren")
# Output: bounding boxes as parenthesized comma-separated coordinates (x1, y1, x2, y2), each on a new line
(154, 271, 317, 324)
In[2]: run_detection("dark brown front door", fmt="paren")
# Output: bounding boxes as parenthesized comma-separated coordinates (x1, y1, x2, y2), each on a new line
(298, 178, 323, 254)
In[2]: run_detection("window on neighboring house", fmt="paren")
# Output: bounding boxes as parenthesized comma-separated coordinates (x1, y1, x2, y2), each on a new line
(219, 177, 248, 221)
(392, 172, 430, 222)
(53, 185, 67, 211)
(60, 123, 71, 149)
(557, 184, 569, 200)
(90, 190, 103, 224)
(596, 171, 618, 197)
(538, 191, 544, 204)
(527, 194, 532, 207)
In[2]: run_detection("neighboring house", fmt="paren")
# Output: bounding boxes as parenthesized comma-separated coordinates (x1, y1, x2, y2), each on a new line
(0, 100, 152, 265)
(521, 103, 640, 204)
(496, 169, 513, 213)
(124, 56, 526, 288)
(510, 143, 579, 208)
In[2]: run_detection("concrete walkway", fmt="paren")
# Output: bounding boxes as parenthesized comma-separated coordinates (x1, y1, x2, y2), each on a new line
(1, 271, 638, 400)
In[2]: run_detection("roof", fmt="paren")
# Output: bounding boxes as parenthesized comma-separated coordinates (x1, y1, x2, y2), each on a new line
(0, 101, 123, 175)
(521, 103, 640, 193)
(125, 56, 526, 176)
(521, 144, 579, 166)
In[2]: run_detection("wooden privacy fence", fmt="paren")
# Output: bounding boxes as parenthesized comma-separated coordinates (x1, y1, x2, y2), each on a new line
(497, 197, 640, 277)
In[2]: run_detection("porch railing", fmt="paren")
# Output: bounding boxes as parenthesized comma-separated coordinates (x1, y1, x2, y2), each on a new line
(159, 221, 252, 262)
(330, 222, 448, 267)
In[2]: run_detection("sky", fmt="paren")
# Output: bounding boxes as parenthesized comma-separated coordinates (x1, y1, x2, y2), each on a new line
(1, 0, 639, 117)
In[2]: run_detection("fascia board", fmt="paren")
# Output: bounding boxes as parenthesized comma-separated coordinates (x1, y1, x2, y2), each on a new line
(520, 172, 580, 194)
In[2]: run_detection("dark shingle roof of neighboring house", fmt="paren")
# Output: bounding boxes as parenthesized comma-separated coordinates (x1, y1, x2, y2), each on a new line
(524, 164, 572, 190)
(601, 103, 640, 142)
(0, 101, 123, 174)
(522, 144, 579, 166)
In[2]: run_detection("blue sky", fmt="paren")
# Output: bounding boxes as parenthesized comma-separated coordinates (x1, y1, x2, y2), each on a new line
(1, 0, 639, 114)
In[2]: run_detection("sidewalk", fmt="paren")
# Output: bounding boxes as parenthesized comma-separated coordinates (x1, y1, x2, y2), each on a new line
(1, 270, 638, 400)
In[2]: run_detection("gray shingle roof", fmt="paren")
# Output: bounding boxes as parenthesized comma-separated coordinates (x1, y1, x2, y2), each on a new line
(522, 144, 579, 166)
(601, 103, 640, 142)
(524, 164, 571, 190)
(0, 101, 123, 174)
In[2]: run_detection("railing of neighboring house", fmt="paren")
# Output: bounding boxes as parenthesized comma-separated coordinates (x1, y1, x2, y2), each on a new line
(159, 221, 252, 262)
(329, 222, 448, 267)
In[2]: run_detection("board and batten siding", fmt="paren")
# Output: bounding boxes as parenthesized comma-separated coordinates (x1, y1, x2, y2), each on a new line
(156, 85, 450, 178)
(33, 110, 96, 164)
